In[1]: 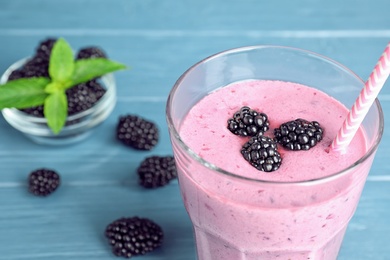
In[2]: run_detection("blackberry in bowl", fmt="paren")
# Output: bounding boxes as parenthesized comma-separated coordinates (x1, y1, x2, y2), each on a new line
(0, 57, 117, 145)
(0, 38, 124, 145)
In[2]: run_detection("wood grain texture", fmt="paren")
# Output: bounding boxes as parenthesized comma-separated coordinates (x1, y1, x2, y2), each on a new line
(0, 0, 389, 259)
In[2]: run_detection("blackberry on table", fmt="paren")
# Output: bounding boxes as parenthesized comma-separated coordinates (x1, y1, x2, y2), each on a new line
(76, 47, 107, 60)
(137, 156, 177, 188)
(105, 216, 164, 258)
(241, 135, 282, 172)
(227, 106, 269, 137)
(274, 118, 323, 151)
(116, 115, 159, 151)
(28, 168, 61, 197)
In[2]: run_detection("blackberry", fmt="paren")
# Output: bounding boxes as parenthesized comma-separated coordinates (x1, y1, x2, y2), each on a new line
(28, 168, 61, 196)
(76, 47, 107, 60)
(20, 105, 44, 117)
(35, 38, 57, 61)
(8, 69, 26, 81)
(105, 216, 164, 258)
(274, 118, 323, 151)
(241, 135, 282, 172)
(6, 38, 56, 81)
(22, 55, 50, 78)
(227, 106, 269, 137)
(137, 156, 177, 188)
(67, 79, 106, 115)
(116, 115, 159, 151)
(7, 56, 50, 81)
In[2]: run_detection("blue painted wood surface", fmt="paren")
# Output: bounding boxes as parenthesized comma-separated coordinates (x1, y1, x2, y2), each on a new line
(0, 0, 389, 259)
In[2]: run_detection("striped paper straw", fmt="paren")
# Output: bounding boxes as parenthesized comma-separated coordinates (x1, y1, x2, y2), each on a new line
(331, 42, 390, 152)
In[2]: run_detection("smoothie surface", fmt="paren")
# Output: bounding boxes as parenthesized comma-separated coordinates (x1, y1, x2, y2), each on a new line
(179, 80, 367, 182)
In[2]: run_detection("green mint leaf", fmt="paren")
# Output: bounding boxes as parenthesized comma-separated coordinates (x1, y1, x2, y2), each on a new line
(0, 77, 50, 109)
(44, 90, 68, 134)
(68, 58, 126, 88)
(45, 81, 64, 94)
(49, 38, 75, 83)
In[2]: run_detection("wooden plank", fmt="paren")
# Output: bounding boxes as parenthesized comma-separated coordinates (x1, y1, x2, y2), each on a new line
(0, 0, 389, 31)
(0, 185, 195, 259)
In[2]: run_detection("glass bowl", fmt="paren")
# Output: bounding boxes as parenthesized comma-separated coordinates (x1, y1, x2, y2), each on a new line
(0, 58, 117, 145)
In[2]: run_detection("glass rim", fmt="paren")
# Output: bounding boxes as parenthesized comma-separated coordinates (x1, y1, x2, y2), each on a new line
(166, 45, 384, 185)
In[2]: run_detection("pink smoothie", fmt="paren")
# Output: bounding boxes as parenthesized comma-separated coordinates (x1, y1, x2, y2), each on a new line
(175, 80, 375, 259)
(179, 80, 367, 182)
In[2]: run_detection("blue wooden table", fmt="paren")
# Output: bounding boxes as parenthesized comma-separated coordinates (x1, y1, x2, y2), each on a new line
(0, 0, 389, 259)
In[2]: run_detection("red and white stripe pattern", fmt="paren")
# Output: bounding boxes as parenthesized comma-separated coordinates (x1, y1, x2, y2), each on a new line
(331, 42, 390, 152)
